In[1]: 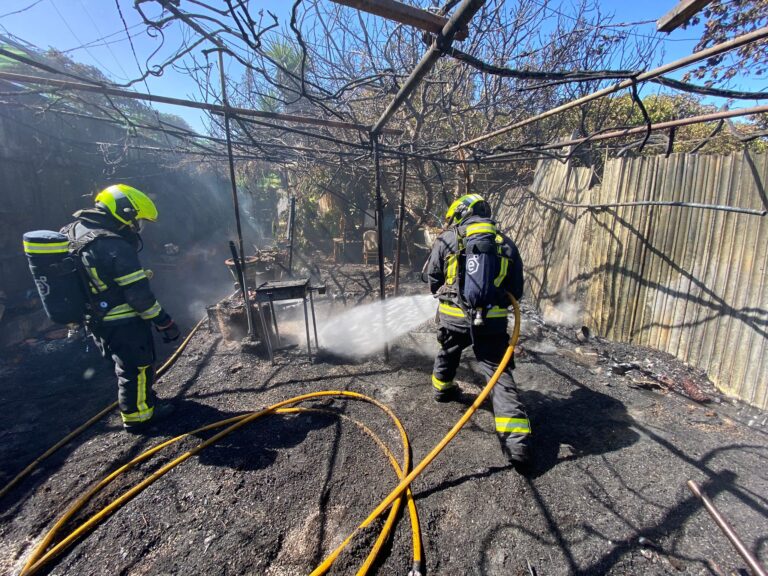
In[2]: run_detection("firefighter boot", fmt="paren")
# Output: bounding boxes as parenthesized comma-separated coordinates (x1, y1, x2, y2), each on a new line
(433, 385, 460, 403)
(501, 440, 532, 475)
(123, 402, 175, 434)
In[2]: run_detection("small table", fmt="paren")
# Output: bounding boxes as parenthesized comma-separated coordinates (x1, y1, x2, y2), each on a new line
(253, 278, 319, 363)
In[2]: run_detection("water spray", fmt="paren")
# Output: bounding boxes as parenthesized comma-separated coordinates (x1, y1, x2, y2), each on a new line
(318, 294, 437, 358)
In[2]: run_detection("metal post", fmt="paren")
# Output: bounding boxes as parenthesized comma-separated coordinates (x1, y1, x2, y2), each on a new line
(287, 195, 296, 277)
(327, 0, 468, 39)
(219, 50, 255, 339)
(373, 134, 386, 303)
(267, 293, 280, 346)
(372, 134, 388, 361)
(257, 303, 274, 364)
(394, 157, 408, 295)
(303, 296, 312, 361)
(309, 288, 319, 349)
(687, 480, 767, 576)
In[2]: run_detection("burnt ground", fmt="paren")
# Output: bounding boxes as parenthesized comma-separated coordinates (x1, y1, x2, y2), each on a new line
(1, 260, 767, 576)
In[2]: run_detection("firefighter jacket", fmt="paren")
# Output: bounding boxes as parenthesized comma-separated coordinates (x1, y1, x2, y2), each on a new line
(427, 215, 524, 332)
(62, 208, 172, 327)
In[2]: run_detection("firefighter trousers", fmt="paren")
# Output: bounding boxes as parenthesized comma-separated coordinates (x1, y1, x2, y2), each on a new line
(432, 326, 531, 462)
(91, 318, 157, 425)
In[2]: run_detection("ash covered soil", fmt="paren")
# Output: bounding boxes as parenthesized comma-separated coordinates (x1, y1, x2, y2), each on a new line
(1, 261, 767, 576)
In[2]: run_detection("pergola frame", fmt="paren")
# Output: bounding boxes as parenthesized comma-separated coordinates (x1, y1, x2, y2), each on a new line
(1, 0, 766, 312)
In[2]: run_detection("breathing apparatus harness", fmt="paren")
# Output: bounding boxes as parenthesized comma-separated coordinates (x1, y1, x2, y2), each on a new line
(439, 217, 509, 327)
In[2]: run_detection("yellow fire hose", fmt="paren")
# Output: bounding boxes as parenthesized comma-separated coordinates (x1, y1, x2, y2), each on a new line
(20, 391, 421, 576)
(0, 317, 207, 501)
(17, 296, 519, 575)
(309, 296, 520, 575)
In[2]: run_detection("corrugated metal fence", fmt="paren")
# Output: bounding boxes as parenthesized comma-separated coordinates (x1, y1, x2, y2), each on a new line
(496, 152, 768, 409)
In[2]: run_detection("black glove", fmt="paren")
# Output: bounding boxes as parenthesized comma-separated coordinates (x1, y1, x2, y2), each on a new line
(156, 319, 181, 343)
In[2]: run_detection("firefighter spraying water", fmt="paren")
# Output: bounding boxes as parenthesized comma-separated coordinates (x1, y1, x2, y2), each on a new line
(317, 193, 531, 475)
(426, 193, 532, 473)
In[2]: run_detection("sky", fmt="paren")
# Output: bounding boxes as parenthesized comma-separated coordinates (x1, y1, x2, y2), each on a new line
(0, 0, 762, 132)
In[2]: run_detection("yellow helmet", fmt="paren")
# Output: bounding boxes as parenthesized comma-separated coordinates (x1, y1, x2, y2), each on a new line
(445, 193, 485, 224)
(95, 184, 158, 227)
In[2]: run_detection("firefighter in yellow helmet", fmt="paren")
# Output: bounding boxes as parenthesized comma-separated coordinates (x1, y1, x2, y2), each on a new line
(427, 194, 532, 472)
(61, 184, 179, 433)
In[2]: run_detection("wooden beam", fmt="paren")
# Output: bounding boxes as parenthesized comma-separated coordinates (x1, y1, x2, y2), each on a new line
(657, 0, 713, 33)
(329, 0, 468, 41)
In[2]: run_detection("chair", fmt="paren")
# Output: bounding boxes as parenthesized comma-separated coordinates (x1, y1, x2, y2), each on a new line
(332, 237, 345, 262)
(363, 229, 378, 265)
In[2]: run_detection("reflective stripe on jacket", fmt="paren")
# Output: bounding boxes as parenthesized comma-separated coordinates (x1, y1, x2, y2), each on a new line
(65, 209, 169, 325)
(438, 302, 508, 319)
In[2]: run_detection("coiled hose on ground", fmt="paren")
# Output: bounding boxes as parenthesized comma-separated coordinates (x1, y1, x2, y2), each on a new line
(19, 391, 421, 576)
(16, 296, 520, 575)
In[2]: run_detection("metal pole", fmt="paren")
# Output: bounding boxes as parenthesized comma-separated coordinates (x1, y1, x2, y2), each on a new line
(687, 480, 767, 576)
(287, 196, 296, 277)
(475, 104, 768, 164)
(372, 134, 389, 361)
(257, 303, 274, 364)
(531, 105, 768, 152)
(657, 0, 714, 32)
(373, 134, 386, 302)
(303, 296, 312, 361)
(370, 0, 487, 135)
(267, 294, 280, 346)
(394, 157, 408, 295)
(309, 288, 319, 349)
(219, 50, 255, 339)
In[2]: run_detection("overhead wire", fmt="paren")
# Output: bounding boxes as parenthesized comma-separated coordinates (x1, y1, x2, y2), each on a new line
(76, 0, 131, 80)
(47, 0, 127, 82)
(114, 0, 152, 95)
(526, 0, 698, 42)
(0, 0, 44, 19)
(60, 21, 145, 54)
(3, 2, 765, 169)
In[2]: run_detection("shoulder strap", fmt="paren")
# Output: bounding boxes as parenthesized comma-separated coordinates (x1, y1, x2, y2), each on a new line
(452, 225, 465, 251)
(67, 226, 121, 255)
(64, 225, 125, 321)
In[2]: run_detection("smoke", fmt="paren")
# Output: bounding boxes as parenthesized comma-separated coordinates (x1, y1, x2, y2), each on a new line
(145, 240, 235, 329)
(318, 294, 437, 358)
(542, 299, 582, 327)
(525, 340, 558, 354)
